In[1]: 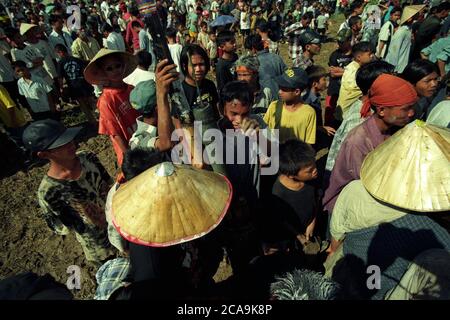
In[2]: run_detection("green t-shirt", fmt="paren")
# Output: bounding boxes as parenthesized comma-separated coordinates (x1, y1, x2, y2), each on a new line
(188, 12, 198, 33)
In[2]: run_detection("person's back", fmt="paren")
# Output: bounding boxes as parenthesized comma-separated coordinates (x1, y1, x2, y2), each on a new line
(168, 43, 183, 73)
(342, 210, 450, 300)
(244, 34, 286, 98)
(413, 13, 443, 60)
(107, 31, 126, 52)
(384, 25, 412, 73)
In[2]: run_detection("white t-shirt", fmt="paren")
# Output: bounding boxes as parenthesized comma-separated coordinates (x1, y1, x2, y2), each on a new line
(168, 43, 183, 73)
(211, 1, 220, 20)
(11, 46, 53, 86)
(240, 11, 251, 30)
(17, 75, 53, 113)
(376, 21, 394, 58)
(123, 68, 155, 87)
(26, 40, 58, 79)
(100, 1, 111, 21)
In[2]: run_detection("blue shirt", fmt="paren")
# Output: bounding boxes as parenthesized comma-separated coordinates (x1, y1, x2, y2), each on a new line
(256, 50, 287, 100)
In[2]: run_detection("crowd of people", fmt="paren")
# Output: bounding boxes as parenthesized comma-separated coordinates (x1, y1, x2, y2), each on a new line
(0, 0, 449, 300)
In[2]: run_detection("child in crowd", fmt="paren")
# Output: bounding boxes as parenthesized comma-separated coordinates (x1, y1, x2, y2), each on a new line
(264, 67, 317, 144)
(260, 139, 318, 255)
(326, 29, 353, 126)
(215, 30, 238, 92)
(13, 60, 58, 121)
(54, 44, 97, 125)
(207, 30, 218, 69)
(166, 27, 183, 74)
(197, 21, 209, 50)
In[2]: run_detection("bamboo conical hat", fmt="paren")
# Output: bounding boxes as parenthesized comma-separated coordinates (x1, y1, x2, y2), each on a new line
(400, 5, 426, 25)
(112, 162, 233, 247)
(83, 48, 137, 85)
(19, 23, 38, 36)
(361, 121, 450, 213)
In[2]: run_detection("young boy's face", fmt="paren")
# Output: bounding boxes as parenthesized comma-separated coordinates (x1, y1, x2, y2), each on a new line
(356, 50, 375, 65)
(306, 43, 321, 56)
(201, 24, 207, 32)
(294, 163, 318, 182)
(209, 33, 216, 41)
(102, 56, 125, 83)
(39, 141, 78, 162)
(314, 75, 329, 92)
(221, 38, 237, 53)
(187, 53, 207, 82)
(223, 99, 251, 130)
(14, 66, 30, 78)
(278, 87, 302, 104)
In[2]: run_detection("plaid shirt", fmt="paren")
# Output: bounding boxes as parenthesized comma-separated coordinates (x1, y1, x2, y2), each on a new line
(285, 22, 309, 65)
(294, 55, 314, 69)
(263, 38, 279, 55)
(94, 258, 131, 300)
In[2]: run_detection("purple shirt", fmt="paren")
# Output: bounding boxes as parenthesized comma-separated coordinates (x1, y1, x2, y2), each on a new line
(323, 116, 390, 214)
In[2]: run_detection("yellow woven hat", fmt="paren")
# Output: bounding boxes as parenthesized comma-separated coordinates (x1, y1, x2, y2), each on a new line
(361, 121, 450, 213)
(400, 5, 426, 25)
(83, 48, 137, 85)
(19, 23, 38, 36)
(112, 162, 233, 247)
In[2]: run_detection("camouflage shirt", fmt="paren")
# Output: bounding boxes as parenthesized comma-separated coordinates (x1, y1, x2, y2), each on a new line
(38, 151, 113, 236)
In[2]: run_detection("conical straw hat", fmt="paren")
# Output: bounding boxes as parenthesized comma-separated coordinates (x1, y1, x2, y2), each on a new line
(361, 121, 450, 213)
(20, 23, 38, 36)
(400, 5, 426, 25)
(112, 162, 233, 247)
(83, 48, 137, 85)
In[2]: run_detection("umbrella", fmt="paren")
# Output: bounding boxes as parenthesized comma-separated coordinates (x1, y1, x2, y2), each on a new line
(210, 15, 237, 28)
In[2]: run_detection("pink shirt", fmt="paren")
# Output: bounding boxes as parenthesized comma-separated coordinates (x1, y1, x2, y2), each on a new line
(126, 18, 144, 50)
(323, 116, 391, 214)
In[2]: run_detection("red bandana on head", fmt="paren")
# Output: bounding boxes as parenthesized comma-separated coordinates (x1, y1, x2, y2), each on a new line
(360, 74, 418, 118)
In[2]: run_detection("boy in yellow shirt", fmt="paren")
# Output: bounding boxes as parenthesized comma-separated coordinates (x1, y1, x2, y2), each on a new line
(264, 68, 316, 144)
(0, 84, 27, 142)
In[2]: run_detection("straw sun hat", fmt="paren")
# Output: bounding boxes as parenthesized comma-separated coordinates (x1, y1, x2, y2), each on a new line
(83, 48, 137, 86)
(361, 121, 450, 213)
(19, 23, 38, 36)
(112, 162, 233, 247)
(400, 4, 426, 25)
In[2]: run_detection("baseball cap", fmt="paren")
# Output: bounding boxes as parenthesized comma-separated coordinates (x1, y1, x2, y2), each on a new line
(22, 120, 82, 152)
(129, 80, 157, 115)
(299, 30, 322, 46)
(336, 28, 353, 43)
(276, 68, 308, 90)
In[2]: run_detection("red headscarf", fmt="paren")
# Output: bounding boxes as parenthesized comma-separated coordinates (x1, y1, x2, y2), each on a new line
(360, 74, 418, 118)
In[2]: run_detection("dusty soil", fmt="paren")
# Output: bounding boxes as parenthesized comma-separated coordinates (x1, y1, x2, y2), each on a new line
(0, 16, 344, 299)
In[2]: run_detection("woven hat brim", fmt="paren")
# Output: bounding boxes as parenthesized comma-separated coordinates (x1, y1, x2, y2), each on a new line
(111, 165, 233, 247)
(20, 23, 38, 36)
(83, 50, 137, 85)
(400, 5, 425, 25)
(361, 122, 450, 213)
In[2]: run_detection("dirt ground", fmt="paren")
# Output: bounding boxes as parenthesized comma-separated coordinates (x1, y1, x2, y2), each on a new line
(0, 16, 344, 300)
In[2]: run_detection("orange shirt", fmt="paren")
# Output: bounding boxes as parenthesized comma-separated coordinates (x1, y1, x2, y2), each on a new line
(97, 85, 139, 165)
